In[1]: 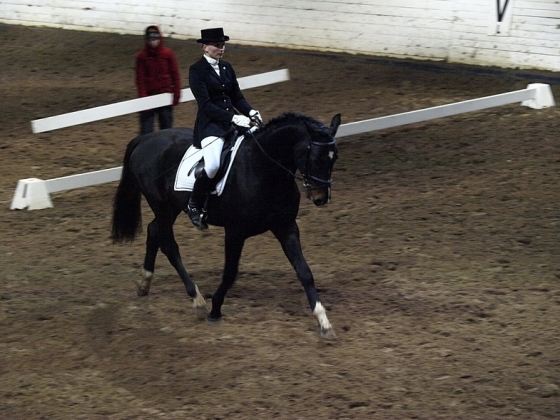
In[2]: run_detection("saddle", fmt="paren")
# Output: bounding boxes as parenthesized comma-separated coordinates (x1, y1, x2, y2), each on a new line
(174, 128, 250, 194)
(188, 129, 237, 181)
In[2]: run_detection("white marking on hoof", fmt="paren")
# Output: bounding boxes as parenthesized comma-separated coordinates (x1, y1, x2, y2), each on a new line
(318, 326, 337, 340)
(192, 285, 208, 320)
(137, 269, 153, 296)
(313, 302, 336, 340)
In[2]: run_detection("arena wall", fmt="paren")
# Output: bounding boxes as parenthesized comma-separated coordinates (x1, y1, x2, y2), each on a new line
(0, 0, 558, 71)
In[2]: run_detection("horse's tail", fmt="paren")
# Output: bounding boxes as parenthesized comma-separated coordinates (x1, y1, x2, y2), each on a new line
(111, 136, 143, 243)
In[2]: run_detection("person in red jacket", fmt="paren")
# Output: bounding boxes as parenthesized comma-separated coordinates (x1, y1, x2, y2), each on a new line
(135, 25, 181, 134)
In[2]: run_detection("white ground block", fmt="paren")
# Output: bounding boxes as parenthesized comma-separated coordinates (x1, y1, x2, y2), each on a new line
(521, 83, 556, 109)
(10, 178, 53, 210)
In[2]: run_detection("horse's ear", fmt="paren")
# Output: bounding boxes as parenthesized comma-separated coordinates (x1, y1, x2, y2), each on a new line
(330, 113, 342, 136)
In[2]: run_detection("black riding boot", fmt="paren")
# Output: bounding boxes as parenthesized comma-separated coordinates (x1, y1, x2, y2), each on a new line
(186, 170, 212, 230)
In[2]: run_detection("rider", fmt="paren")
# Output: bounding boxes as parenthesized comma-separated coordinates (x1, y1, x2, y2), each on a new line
(186, 27, 262, 230)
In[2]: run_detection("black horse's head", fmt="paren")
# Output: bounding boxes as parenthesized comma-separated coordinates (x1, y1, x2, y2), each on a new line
(298, 114, 341, 206)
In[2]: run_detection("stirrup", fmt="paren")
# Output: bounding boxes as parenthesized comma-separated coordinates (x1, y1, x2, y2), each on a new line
(186, 204, 208, 230)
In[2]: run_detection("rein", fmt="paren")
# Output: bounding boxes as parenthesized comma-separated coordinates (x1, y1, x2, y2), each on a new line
(246, 129, 304, 183)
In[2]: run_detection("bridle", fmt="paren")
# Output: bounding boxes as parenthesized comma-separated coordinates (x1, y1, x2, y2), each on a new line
(247, 126, 337, 191)
(301, 139, 338, 190)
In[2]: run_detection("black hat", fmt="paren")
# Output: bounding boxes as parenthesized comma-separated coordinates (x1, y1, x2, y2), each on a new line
(146, 28, 160, 40)
(197, 27, 230, 43)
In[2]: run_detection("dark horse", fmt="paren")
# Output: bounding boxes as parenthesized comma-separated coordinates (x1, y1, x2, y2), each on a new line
(111, 112, 341, 339)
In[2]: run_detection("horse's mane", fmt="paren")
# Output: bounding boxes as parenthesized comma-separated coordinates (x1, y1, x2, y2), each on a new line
(257, 112, 330, 137)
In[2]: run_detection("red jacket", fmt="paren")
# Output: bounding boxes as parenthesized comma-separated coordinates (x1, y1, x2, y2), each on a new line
(135, 26, 181, 106)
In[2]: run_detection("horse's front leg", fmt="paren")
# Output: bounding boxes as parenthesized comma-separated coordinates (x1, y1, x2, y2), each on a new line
(271, 222, 336, 340)
(207, 229, 246, 323)
(151, 214, 208, 320)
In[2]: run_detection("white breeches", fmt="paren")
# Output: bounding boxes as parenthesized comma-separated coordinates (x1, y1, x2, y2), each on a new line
(200, 136, 224, 179)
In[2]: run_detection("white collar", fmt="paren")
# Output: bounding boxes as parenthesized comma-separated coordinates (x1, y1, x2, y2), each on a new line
(203, 54, 219, 66)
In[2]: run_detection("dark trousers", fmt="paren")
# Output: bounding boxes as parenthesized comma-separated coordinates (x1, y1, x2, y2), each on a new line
(139, 106, 173, 135)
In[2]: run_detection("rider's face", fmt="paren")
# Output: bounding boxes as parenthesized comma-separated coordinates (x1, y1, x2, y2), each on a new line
(203, 42, 225, 60)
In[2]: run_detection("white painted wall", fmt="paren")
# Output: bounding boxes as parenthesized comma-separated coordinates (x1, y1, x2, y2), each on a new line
(1, 0, 558, 71)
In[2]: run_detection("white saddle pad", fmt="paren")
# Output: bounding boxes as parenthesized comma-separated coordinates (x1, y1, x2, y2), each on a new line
(174, 134, 246, 195)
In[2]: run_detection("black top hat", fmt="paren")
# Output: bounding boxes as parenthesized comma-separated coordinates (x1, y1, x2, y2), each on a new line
(197, 28, 230, 43)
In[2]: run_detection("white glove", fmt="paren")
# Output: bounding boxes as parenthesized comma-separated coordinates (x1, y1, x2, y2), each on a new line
(232, 114, 251, 128)
(249, 109, 263, 123)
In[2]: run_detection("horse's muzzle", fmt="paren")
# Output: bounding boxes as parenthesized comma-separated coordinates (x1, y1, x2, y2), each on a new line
(306, 186, 330, 206)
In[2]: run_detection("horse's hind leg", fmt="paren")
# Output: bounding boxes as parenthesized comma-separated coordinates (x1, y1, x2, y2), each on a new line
(160, 217, 208, 319)
(136, 219, 160, 296)
(141, 214, 208, 319)
(271, 222, 336, 340)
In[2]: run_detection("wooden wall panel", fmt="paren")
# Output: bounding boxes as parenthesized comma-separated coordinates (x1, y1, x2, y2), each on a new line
(0, 0, 558, 71)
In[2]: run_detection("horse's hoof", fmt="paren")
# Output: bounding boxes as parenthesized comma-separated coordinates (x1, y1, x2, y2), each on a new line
(195, 306, 208, 321)
(206, 315, 223, 325)
(318, 327, 337, 340)
(136, 285, 149, 297)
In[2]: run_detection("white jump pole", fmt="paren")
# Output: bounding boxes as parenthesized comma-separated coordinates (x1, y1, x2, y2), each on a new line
(336, 83, 554, 138)
(11, 69, 290, 210)
(31, 69, 290, 133)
